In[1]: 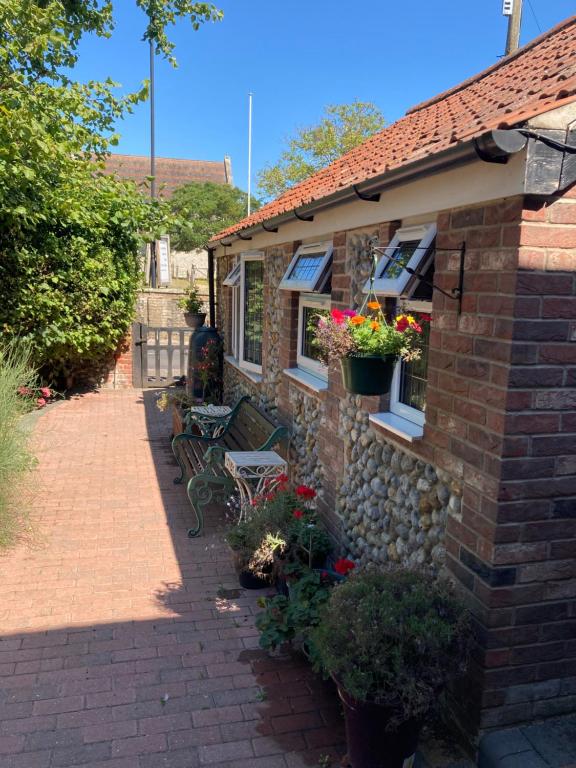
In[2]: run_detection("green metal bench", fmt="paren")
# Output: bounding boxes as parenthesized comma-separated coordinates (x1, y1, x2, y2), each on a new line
(171, 396, 289, 538)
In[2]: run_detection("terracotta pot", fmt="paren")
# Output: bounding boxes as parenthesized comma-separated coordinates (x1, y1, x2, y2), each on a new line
(340, 355, 396, 396)
(337, 686, 420, 768)
(184, 312, 206, 329)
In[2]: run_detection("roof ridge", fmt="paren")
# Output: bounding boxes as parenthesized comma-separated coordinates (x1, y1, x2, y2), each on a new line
(108, 153, 224, 165)
(407, 14, 576, 116)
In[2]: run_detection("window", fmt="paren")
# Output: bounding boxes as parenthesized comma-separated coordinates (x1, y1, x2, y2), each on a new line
(223, 261, 241, 287)
(297, 294, 330, 380)
(239, 253, 264, 373)
(389, 301, 431, 427)
(280, 242, 333, 292)
(364, 223, 436, 297)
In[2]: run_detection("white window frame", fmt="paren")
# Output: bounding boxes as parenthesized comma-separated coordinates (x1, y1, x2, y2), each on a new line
(279, 241, 333, 292)
(365, 223, 436, 296)
(390, 299, 432, 427)
(239, 251, 264, 374)
(297, 293, 330, 380)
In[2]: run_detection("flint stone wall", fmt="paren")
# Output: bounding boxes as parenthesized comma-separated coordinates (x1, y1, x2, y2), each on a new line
(337, 395, 461, 568)
(288, 384, 325, 493)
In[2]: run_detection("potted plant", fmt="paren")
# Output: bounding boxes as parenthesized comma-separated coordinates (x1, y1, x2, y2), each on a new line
(312, 302, 429, 396)
(178, 283, 206, 329)
(311, 567, 471, 768)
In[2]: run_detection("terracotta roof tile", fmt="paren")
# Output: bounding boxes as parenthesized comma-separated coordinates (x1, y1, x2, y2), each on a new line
(212, 16, 576, 242)
(104, 154, 231, 197)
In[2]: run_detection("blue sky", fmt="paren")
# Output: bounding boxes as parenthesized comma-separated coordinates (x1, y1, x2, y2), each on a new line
(74, 1, 575, 196)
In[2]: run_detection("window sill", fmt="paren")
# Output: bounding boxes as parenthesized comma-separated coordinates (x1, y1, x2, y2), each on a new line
(224, 355, 262, 384)
(369, 412, 424, 442)
(283, 368, 328, 394)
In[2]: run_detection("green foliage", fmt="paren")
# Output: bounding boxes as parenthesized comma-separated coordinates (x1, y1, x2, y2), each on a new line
(177, 283, 205, 313)
(257, 101, 385, 200)
(169, 182, 260, 251)
(0, 341, 37, 548)
(311, 568, 471, 727)
(256, 565, 334, 658)
(0, 0, 220, 382)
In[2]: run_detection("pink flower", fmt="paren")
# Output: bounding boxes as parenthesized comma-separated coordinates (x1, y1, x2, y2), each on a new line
(40, 387, 51, 398)
(330, 308, 345, 325)
(17, 387, 31, 396)
(36, 398, 46, 408)
(343, 309, 356, 318)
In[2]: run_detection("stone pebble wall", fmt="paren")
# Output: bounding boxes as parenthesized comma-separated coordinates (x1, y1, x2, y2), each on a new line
(260, 247, 286, 415)
(337, 396, 462, 568)
(288, 385, 325, 494)
(223, 363, 261, 408)
(347, 229, 378, 308)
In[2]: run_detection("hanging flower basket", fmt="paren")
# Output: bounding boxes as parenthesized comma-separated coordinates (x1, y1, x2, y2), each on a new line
(340, 355, 396, 396)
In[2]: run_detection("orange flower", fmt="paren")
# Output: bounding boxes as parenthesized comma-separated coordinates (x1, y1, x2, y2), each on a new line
(349, 315, 366, 325)
(370, 321, 380, 331)
(367, 301, 381, 311)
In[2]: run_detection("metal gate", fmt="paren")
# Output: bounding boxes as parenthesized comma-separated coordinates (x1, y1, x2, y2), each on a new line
(133, 322, 194, 388)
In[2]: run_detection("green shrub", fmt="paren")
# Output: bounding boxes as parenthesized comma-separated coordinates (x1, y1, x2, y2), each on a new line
(0, 342, 37, 547)
(311, 567, 471, 727)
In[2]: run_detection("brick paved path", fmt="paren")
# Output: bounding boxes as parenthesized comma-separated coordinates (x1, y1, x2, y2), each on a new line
(0, 390, 344, 768)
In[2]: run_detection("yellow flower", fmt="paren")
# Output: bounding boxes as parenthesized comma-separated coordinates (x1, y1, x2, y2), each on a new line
(367, 301, 381, 311)
(406, 315, 416, 324)
(370, 321, 380, 331)
(350, 315, 366, 325)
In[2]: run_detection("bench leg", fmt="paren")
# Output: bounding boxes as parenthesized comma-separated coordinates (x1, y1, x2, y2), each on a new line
(171, 433, 190, 484)
(186, 474, 235, 538)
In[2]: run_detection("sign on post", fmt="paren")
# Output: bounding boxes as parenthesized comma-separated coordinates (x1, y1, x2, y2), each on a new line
(502, 0, 514, 15)
(157, 235, 171, 286)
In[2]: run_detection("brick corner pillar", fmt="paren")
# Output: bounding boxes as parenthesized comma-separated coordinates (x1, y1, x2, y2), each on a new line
(435, 193, 576, 738)
(101, 330, 134, 390)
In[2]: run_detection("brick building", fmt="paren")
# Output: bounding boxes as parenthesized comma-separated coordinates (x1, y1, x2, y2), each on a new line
(208, 18, 576, 737)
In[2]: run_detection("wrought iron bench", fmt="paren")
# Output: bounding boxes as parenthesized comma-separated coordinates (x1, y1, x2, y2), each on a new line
(171, 396, 289, 537)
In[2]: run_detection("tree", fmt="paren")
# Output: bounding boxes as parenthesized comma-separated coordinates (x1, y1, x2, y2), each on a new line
(257, 101, 386, 200)
(0, 0, 221, 384)
(169, 183, 260, 251)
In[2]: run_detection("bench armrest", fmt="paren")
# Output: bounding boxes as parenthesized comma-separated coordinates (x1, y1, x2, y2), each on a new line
(203, 445, 226, 470)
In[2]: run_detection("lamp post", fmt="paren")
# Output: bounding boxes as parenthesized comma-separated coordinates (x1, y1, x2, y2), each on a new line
(149, 39, 157, 288)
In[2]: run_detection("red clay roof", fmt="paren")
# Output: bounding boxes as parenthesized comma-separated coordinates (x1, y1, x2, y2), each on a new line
(211, 15, 576, 242)
(104, 154, 232, 197)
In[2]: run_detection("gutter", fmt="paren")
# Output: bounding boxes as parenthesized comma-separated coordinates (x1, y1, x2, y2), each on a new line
(212, 127, 576, 251)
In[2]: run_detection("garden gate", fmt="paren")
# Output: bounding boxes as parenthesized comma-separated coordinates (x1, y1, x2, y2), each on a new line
(132, 322, 193, 388)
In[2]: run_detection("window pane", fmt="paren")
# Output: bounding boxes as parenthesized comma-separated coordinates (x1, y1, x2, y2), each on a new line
(383, 240, 420, 280)
(290, 253, 324, 281)
(302, 305, 329, 361)
(243, 260, 263, 365)
(399, 322, 430, 412)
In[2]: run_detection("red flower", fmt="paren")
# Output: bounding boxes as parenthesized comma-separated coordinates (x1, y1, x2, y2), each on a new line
(419, 314, 432, 323)
(395, 317, 409, 333)
(277, 473, 289, 484)
(295, 485, 316, 500)
(264, 493, 275, 501)
(411, 322, 422, 334)
(334, 558, 355, 576)
(330, 308, 345, 325)
(320, 570, 329, 580)
(342, 309, 356, 318)
(293, 509, 304, 519)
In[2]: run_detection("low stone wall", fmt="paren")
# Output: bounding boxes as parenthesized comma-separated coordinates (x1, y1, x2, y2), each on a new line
(337, 395, 461, 569)
(136, 288, 208, 328)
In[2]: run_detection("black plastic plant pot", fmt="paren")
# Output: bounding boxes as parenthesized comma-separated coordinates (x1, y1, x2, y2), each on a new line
(338, 686, 420, 768)
(238, 569, 270, 590)
(340, 355, 396, 396)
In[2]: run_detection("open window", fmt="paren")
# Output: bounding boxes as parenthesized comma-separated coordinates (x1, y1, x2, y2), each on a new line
(364, 223, 436, 297)
(297, 294, 330, 380)
(279, 242, 333, 292)
(223, 261, 241, 287)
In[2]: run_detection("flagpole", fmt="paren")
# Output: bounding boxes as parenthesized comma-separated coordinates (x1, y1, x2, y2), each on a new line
(149, 39, 157, 288)
(247, 92, 253, 216)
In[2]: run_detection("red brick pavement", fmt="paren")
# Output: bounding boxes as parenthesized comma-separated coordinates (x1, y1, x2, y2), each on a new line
(0, 391, 345, 768)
